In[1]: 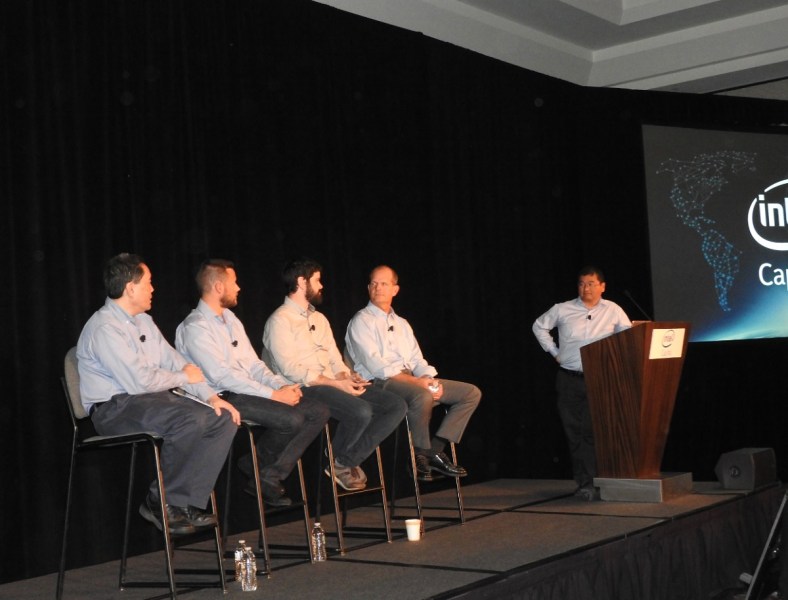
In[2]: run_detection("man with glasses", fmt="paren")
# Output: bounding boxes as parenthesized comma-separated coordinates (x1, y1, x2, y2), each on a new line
(532, 266, 631, 501)
(345, 265, 481, 482)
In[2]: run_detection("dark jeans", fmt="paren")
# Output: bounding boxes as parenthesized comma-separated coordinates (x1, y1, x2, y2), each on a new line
(225, 392, 330, 483)
(91, 390, 237, 508)
(556, 369, 596, 489)
(302, 385, 406, 467)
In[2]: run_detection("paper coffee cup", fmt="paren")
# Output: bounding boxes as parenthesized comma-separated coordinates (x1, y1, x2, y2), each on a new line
(405, 518, 422, 541)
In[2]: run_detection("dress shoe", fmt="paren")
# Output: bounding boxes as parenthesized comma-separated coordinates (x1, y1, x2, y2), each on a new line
(139, 494, 196, 536)
(180, 505, 218, 528)
(412, 454, 434, 482)
(243, 477, 293, 507)
(428, 452, 467, 477)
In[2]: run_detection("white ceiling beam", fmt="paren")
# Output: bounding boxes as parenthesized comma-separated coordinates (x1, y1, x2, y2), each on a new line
(313, 0, 591, 82)
(558, 0, 721, 25)
(312, 0, 788, 93)
(589, 6, 788, 87)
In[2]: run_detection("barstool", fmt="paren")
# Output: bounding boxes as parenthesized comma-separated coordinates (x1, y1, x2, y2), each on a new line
(316, 423, 392, 554)
(222, 420, 314, 576)
(58, 347, 226, 600)
(390, 406, 466, 529)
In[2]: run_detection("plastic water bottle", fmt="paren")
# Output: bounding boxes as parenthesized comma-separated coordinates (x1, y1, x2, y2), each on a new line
(234, 539, 246, 582)
(242, 544, 257, 591)
(311, 521, 327, 562)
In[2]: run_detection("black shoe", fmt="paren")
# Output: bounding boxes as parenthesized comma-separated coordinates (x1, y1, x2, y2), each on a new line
(574, 485, 600, 502)
(243, 477, 293, 507)
(412, 454, 434, 482)
(428, 452, 467, 478)
(180, 505, 218, 529)
(139, 494, 196, 536)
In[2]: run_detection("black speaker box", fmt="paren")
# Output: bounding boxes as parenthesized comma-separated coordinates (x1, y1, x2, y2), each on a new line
(714, 447, 777, 490)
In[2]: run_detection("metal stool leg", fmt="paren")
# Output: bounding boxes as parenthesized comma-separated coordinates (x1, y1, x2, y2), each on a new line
(449, 441, 465, 524)
(405, 417, 425, 525)
(120, 443, 177, 598)
(208, 490, 227, 593)
(296, 458, 315, 562)
(324, 424, 347, 554)
(397, 408, 465, 529)
(389, 422, 401, 515)
(323, 423, 392, 554)
(221, 441, 234, 547)
(374, 444, 393, 543)
(226, 422, 313, 570)
(245, 424, 272, 578)
(56, 443, 77, 600)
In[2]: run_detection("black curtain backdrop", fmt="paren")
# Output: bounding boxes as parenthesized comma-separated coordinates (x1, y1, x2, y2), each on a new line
(3, 0, 788, 584)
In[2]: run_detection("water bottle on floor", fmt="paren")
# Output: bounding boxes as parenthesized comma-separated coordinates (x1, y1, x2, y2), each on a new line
(311, 521, 327, 562)
(242, 544, 257, 591)
(234, 539, 246, 582)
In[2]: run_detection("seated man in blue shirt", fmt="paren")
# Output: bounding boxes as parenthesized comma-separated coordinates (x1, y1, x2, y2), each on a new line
(77, 253, 240, 536)
(345, 265, 481, 481)
(176, 259, 330, 507)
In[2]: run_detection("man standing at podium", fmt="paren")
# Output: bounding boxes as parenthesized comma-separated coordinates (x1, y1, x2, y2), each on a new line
(532, 266, 631, 501)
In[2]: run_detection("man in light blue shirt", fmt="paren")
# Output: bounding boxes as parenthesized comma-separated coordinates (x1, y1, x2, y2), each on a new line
(532, 265, 631, 501)
(176, 259, 329, 507)
(77, 253, 240, 535)
(345, 265, 481, 482)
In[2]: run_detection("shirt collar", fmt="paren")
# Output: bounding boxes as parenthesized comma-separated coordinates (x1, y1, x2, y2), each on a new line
(574, 297, 608, 310)
(106, 297, 137, 323)
(365, 301, 396, 319)
(196, 298, 232, 323)
(284, 295, 315, 317)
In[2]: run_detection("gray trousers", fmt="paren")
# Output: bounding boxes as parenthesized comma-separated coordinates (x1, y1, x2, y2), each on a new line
(375, 377, 481, 451)
(91, 390, 237, 508)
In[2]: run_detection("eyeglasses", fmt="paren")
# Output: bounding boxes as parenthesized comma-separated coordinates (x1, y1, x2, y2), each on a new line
(578, 281, 600, 288)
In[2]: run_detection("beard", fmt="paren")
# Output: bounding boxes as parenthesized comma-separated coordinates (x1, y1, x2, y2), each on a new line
(220, 292, 238, 309)
(306, 283, 323, 306)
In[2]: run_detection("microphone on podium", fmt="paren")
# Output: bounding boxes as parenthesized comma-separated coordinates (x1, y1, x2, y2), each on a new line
(623, 289, 653, 321)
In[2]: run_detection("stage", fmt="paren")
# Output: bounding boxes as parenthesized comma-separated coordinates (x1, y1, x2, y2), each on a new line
(7, 479, 783, 600)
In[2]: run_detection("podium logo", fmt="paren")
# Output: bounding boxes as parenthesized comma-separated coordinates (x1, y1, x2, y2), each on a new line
(748, 179, 788, 250)
(661, 329, 675, 348)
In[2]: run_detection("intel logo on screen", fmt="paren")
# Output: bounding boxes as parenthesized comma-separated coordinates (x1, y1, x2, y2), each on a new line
(749, 179, 788, 250)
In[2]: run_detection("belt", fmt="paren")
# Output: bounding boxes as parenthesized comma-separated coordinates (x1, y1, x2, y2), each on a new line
(560, 368, 584, 378)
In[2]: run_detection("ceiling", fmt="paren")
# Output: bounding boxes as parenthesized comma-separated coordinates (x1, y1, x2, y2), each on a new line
(313, 0, 788, 99)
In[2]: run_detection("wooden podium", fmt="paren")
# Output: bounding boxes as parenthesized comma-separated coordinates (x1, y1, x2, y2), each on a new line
(580, 321, 691, 502)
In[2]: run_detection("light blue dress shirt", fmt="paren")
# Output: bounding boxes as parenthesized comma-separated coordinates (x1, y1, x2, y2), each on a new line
(176, 299, 290, 397)
(532, 297, 632, 372)
(76, 298, 215, 413)
(345, 302, 438, 382)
